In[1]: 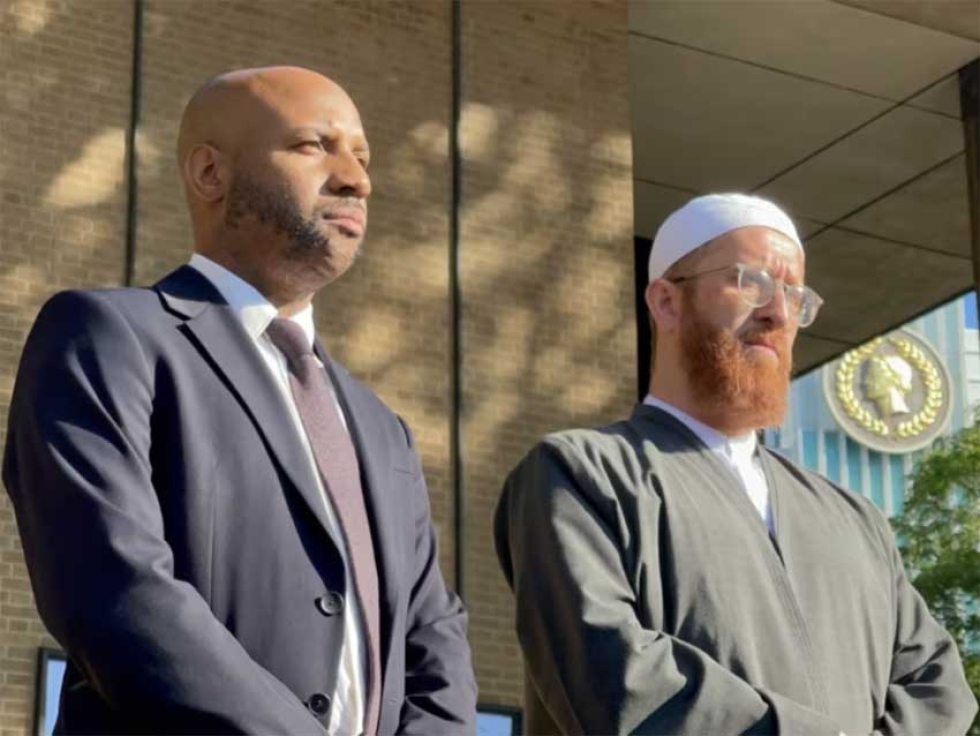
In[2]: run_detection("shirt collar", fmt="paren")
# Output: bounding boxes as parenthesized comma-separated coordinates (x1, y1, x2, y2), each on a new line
(643, 394, 757, 462)
(188, 254, 316, 347)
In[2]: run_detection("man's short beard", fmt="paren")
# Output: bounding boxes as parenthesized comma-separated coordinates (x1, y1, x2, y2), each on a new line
(225, 172, 338, 258)
(680, 291, 792, 430)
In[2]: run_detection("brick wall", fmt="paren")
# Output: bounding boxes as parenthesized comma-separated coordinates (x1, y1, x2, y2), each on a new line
(0, 1, 633, 731)
(458, 0, 635, 706)
(0, 1, 134, 732)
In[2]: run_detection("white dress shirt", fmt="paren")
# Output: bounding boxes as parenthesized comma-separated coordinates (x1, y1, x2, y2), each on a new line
(189, 254, 366, 735)
(644, 395, 773, 532)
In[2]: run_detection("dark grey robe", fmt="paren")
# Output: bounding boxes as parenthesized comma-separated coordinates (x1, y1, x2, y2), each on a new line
(495, 405, 977, 735)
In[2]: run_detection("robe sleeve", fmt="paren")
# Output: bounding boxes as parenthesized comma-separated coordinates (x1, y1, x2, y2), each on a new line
(494, 437, 844, 736)
(873, 517, 978, 735)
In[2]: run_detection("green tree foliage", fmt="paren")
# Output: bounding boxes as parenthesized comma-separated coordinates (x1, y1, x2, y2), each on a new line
(892, 414, 980, 733)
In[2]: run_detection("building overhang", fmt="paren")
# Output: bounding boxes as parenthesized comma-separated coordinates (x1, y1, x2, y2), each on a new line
(629, 0, 980, 375)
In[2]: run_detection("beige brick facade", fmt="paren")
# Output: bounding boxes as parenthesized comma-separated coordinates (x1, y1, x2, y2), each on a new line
(459, 1, 634, 705)
(1, 1, 135, 732)
(0, 1, 632, 732)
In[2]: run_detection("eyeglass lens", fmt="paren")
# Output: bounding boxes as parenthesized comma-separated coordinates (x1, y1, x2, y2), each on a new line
(736, 266, 821, 327)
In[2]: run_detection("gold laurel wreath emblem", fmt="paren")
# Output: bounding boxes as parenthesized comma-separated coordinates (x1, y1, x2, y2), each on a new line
(834, 337, 943, 439)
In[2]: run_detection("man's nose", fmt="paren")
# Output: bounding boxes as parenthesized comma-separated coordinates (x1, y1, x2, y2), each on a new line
(326, 151, 371, 199)
(754, 284, 791, 327)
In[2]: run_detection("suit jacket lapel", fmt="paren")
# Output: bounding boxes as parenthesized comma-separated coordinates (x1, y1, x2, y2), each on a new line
(317, 342, 399, 666)
(155, 267, 343, 552)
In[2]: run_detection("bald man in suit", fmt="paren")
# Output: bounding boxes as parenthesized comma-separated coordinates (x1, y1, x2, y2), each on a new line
(4, 66, 476, 735)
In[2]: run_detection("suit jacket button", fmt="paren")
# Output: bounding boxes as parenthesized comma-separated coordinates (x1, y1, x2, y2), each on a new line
(316, 592, 345, 616)
(307, 692, 331, 717)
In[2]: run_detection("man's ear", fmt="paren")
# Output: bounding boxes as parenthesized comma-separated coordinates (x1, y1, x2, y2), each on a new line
(645, 279, 683, 334)
(184, 144, 227, 203)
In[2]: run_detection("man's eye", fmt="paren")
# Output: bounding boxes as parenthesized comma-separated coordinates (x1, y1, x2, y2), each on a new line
(299, 140, 324, 151)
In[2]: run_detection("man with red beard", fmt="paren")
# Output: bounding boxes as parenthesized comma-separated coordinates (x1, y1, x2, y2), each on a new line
(494, 194, 976, 736)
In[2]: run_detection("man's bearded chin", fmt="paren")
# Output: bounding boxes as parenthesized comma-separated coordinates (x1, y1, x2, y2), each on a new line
(225, 172, 338, 258)
(680, 304, 792, 431)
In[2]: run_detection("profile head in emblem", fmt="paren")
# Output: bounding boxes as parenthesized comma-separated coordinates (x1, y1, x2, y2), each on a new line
(824, 330, 953, 453)
(864, 354, 913, 417)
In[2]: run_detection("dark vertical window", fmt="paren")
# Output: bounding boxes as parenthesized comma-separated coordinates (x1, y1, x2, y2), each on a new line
(635, 236, 653, 401)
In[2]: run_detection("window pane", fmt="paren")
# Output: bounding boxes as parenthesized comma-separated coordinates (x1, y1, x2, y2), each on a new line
(478, 711, 517, 736)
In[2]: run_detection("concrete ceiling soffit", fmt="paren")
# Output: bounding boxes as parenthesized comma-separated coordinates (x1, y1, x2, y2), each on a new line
(628, 0, 980, 100)
(633, 179, 826, 241)
(839, 153, 973, 258)
(629, 36, 890, 193)
(907, 74, 965, 117)
(803, 226, 973, 345)
(757, 105, 964, 223)
(793, 333, 856, 375)
(832, 0, 980, 43)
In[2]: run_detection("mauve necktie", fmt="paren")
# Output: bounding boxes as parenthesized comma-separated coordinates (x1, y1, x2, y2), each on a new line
(265, 318, 381, 736)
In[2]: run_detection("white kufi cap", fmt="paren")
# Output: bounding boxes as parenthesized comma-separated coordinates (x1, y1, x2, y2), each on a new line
(648, 193, 802, 281)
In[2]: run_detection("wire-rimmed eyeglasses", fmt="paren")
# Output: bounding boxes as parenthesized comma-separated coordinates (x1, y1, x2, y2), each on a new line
(667, 262, 824, 328)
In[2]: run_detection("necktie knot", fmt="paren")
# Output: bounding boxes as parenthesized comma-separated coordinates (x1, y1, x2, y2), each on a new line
(265, 318, 313, 370)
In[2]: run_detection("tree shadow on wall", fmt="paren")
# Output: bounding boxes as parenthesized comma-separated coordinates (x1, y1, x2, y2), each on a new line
(0, 0, 139, 327)
(1, 0, 636, 710)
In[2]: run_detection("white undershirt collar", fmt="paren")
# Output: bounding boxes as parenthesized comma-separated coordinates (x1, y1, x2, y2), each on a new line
(643, 395, 757, 461)
(188, 253, 316, 347)
(644, 395, 772, 530)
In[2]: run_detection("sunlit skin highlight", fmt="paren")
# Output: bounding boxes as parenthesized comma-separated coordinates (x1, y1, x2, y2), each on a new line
(645, 226, 804, 436)
(177, 66, 371, 316)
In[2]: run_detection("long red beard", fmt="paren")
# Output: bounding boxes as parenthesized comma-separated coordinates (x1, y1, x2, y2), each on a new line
(679, 303, 792, 430)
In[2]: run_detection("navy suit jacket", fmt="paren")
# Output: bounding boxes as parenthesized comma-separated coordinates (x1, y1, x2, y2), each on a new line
(3, 266, 476, 734)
